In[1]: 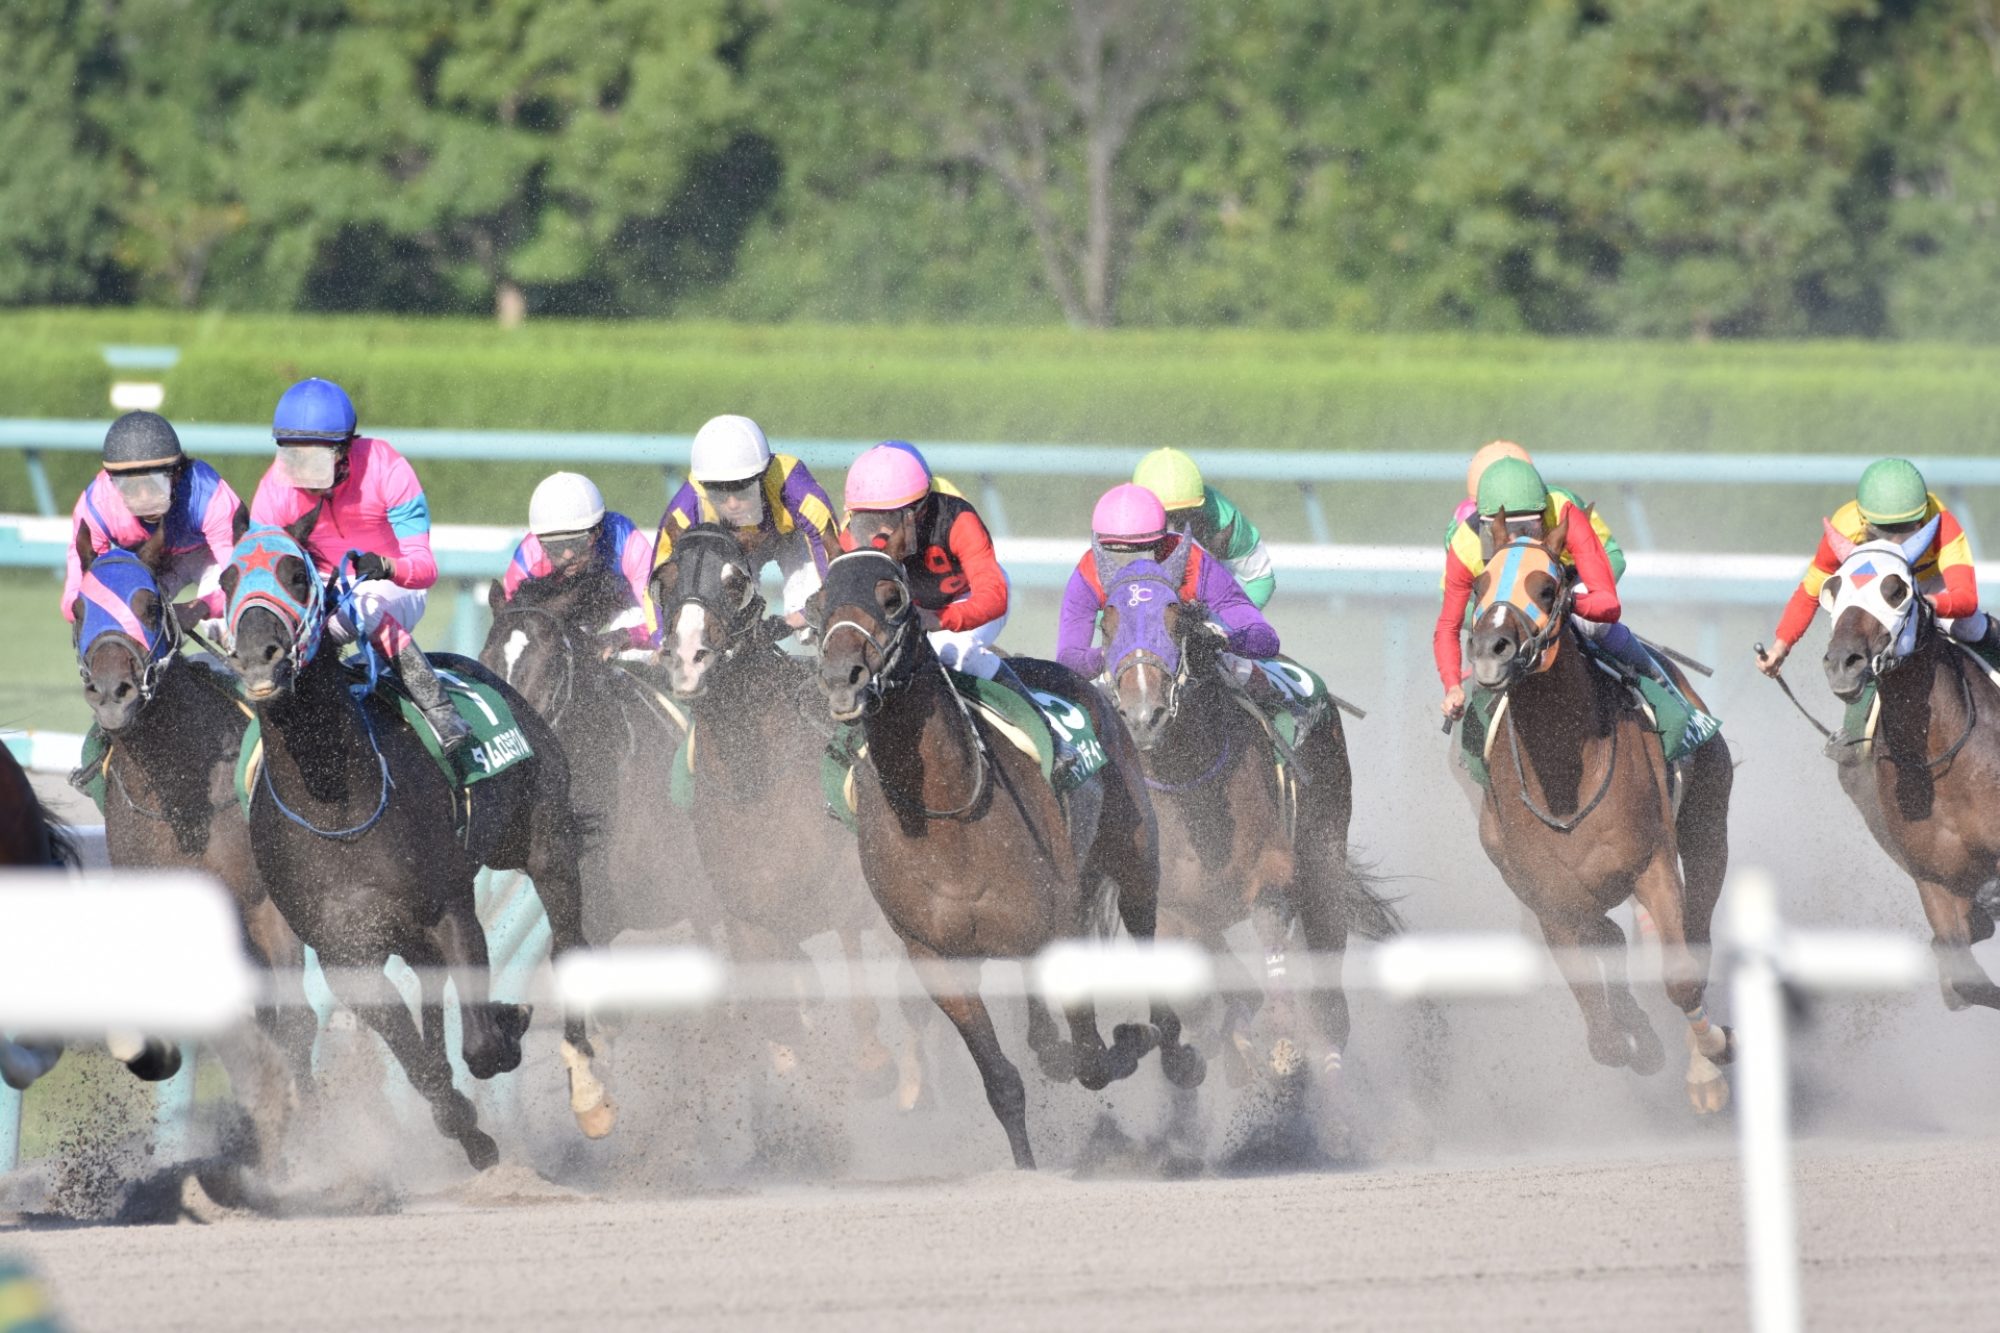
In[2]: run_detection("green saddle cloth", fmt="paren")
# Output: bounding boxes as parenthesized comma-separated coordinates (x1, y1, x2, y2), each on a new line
(234, 657, 532, 817)
(1832, 637, 2000, 755)
(1458, 650, 1720, 790)
(1250, 656, 1333, 752)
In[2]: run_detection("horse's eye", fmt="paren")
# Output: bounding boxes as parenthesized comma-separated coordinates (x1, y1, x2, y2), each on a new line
(1881, 574, 1909, 609)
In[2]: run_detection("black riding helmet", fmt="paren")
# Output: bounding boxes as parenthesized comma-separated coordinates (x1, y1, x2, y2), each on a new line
(101, 411, 184, 520)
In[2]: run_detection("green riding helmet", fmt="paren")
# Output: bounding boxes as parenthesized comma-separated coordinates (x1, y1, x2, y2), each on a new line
(1856, 458, 1929, 526)
(1475, 456, 1550, 518)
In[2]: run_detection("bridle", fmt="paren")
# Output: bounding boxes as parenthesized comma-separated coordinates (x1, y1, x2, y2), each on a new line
(658, 530, 768, 669)
(495, 601, 580, 724)
(1472, 538, 1574, 693)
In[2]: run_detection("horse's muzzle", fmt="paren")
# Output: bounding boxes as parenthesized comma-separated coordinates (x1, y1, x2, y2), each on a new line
(1119, 702, 1169, 753)
(1823, 648, 1872, 704)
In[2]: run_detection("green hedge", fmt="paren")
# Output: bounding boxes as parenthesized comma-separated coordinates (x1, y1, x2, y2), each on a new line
(6, 311, 1999, 525)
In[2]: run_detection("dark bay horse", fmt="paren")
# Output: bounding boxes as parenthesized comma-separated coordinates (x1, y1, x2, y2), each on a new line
(480, 566, 716, 944)
(221, 516, 612, 1168)
(1816, 519, 2000, 1011)
(0, 744, 73, 1092)
(814, 549, 1205, 1169)
(1097, 556, 1400, 1086)
(69, 524, 316, 1093)
(1464, 518, 1734, 1113)
(651, 525, 921, 1104)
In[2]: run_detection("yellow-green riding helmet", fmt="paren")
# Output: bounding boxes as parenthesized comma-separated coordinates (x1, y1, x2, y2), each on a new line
(1133, 447, 1206, 512)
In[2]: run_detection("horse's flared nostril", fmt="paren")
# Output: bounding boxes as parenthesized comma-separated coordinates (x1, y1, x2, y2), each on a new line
(261, 640, 282, 664)
(112, 681, 133, 702)
(847, 664, 864, 686)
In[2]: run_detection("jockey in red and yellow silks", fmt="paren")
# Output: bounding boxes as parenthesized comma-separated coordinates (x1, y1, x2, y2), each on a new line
(1757, 457, 1996, 677)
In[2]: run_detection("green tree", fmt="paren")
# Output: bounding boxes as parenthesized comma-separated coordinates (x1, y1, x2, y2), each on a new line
(1419, 0, 1882, 337)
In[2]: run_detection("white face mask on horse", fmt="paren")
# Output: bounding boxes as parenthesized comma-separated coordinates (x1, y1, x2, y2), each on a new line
(1818, 514, 1941, 675)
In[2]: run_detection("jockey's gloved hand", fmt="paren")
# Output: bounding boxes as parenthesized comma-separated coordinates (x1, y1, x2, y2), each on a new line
(171, 601, 205, 632)
(349, 552, 393, 583)
(760, 613, 796, 643)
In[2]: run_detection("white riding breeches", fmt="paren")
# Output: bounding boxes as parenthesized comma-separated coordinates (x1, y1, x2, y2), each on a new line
(328, 580, 428, 656)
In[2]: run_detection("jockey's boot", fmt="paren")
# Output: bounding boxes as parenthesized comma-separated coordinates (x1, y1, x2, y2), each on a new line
(994, 661, 1081, 782)
(1969, 613, 2000, 671)
(394, 640, 472, 757)
(1606, 627, 1720, 750)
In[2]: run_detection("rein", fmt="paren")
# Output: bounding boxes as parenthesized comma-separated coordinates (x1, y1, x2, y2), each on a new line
(1501, 677, 1621, 833)
(259, 699, 395, 841)
(823, 597, 992, 820)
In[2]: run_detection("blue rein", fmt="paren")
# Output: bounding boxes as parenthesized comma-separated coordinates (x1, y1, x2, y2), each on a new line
(259, 698, 395, 841)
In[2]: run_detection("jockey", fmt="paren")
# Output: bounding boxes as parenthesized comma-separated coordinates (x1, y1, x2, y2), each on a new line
(1453, 440, 1625, 580)
(1440, 457, 1717, 742)
(61, 411, 245, 633)
(249, 377, 471, 754)
(501, 472, 657, 651)
(652, 414, 838, 635)
(840, 441, 1013, 677)
(1132, 447, 1276, 608)
(1757, 457, 1997, 676)
(1058, 482, 1282, 700)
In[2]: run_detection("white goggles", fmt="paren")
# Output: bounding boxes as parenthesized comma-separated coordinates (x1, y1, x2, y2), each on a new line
(277, 444, 341, 490)
(109, 469, 174, 518)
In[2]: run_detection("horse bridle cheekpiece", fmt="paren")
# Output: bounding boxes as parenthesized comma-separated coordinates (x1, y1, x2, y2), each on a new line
(77, 549, 180, 703)
(1819, 516, 1941, 680)
(227, 525, 326, 674)
(821, 549, 917, 713)
(1477, 536, 1572, 685)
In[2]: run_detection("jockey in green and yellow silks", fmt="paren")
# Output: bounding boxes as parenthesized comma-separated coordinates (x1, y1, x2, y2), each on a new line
(1133, 448, 1276, 608)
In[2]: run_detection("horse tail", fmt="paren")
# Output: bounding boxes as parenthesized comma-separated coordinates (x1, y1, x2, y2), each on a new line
(1330, 852, 1403, 941)
(41, 809, 80, 869)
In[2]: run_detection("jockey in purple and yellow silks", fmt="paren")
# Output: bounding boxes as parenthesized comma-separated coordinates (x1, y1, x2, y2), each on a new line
(249, 377, 470, 754)
(61, 411, 245, 633)
(651, 414, 838, 635)
(502, 472, 657, 651)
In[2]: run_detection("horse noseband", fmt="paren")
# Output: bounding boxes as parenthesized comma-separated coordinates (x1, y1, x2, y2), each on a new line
(823, 606, 917, 714)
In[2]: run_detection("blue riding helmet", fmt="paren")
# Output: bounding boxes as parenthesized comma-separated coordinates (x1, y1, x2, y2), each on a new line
(273, 378, 357, 443)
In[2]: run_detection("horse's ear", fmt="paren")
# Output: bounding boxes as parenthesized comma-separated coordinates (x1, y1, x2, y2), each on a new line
(219, 562, 241, 604)
(73, 521, 95, 576)
(134, 516, 169, 573)
(230, 502, 250, 548)
(487, 579, 507, 613)
(802, 584, 826, 633)
(1545, 509, 1571, 561)
(287, 499, 322, 547)
(69, 597, 85, 646)
(1479, 515, 1501, 563)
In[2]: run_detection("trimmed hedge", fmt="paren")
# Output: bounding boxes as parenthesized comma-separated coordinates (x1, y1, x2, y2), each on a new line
(5, 311, 1998, 526)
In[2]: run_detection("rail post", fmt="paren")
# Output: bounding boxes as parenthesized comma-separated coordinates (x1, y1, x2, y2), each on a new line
(0, 1075, 19, 1172)
(1729, 869, 1800, 1333)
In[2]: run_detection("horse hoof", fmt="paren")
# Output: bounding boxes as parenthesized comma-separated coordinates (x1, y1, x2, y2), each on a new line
(575, 1097, 617, 1140)
(125, 1039, 183, 1083)
(1587, 1032, 1633, 1069)
(1711, 1025, 1736, 1067)
(1111, 1022, 1160, 1061)
(854, 1044, 899, 1099)
(462, 1130, 501, 1171)
(1161, 1043, 1207, 1089)
(1687, 1075, 1730, 1115)
(896, 1072, 924, 1113)
(1269, 1038, 1304, 1079)
(1626, 1026, 1667, 1077)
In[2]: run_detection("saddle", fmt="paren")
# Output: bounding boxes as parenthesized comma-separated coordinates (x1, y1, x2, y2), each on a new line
(817, 668, 1110, 829)
(235, 655, 533, 831)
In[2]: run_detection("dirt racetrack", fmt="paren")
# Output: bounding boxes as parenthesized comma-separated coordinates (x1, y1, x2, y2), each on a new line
(1, 1138, 1993, 1332)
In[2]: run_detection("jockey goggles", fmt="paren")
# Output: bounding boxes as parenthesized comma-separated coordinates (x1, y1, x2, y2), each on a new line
(276, 441, 343, 491)
(540, 529, 596, 566)
(107, 466, 175, 520)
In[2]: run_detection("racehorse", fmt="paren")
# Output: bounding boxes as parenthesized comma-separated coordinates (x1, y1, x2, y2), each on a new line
(1464, 517, 1735, 1113)
(0, 742, 73, 1092)
(651, 524, 922, 1105)
(814, 549, 1206, 1169)
(69, 523, 316, 1093)
(1817, 517, 2000, 1011)
(221, 514, 613, 1169)
(480, 566, 716, 945)
(1097, 556, 1400, 1086)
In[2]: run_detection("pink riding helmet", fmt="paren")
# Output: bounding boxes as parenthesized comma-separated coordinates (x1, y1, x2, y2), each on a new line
(1092, 483, 1168, 544)
(844, 443, 931, 512)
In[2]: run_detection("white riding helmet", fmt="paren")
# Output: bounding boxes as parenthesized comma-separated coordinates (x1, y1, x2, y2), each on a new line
(689, 414, 772, 484)
(529, 471, 606, 536)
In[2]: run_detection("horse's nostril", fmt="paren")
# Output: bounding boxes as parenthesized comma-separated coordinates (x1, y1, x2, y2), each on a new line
(261, 641, 281, 664)
(113, 682, 132, 701)
(847, 664, 864, 686)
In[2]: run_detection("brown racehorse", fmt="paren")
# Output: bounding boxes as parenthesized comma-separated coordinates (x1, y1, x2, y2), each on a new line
(0, 743, 73, 1091)
(814, 549, 1205, 1169)
(71, 523, 316, 1094)
(1464, 517, 1735, 1113)
(1097, 555, 1400, 1087)
(651, 524, 925, 1106)
(1817, 520, 2000, 1011)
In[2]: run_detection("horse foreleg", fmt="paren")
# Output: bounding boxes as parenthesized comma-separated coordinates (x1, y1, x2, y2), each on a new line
(835, 920, 896, 1097)
(1631, 851, 1727, 1113)
(1292, 870, 1353, 1083)
(242, 895, 318, 1092)
(908, 941, 1033, 1169)
(520, 842, 615, 1138)
(322, 953, 496, 1170)
(429, 901, 525, 1081)
(1914, 877, 2000, 1011)
(1024, 995, 1077, 1082)
(1534, 913, 1631, 1070)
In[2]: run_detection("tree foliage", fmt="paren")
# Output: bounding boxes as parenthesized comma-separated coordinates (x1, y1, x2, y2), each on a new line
(6, 0, 2000, 337)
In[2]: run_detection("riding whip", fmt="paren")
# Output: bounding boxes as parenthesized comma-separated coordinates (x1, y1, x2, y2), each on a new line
(1754, 642, 1835, 741)
(1637, 635, 1715, 678)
